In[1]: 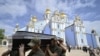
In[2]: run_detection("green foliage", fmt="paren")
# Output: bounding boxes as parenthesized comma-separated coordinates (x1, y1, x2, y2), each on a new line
(0, 29, 5, 39)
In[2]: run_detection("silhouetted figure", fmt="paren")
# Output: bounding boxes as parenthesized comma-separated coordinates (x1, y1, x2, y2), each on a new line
(67, 45, 71, 52)
(96, 48, 100, 55)
(82, 46, 87, 52)
(88, 47, 95, 56)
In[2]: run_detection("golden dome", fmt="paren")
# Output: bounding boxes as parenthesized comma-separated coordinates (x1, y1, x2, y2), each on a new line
(45, 8, 51, 14)
(31, 16, 37, 22)
(60, 12, 66, 18)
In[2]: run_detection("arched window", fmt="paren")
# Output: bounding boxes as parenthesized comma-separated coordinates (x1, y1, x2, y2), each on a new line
(58, 32, 60, 34)
(3, 41, 7, 45)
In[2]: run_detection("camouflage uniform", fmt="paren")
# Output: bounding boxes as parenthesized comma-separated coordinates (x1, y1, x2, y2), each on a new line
(28, 49, 45, 56)
(49, 45, 62, 56)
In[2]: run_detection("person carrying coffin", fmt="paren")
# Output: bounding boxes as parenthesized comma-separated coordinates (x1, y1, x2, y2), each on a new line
(19, 37, 45, 56)
(45, 38, 62, 56)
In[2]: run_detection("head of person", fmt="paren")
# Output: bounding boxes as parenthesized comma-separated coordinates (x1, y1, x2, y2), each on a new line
(28, 37, 41, 50)
(58, 38, 64, 43)
(50, 37, 57, 46)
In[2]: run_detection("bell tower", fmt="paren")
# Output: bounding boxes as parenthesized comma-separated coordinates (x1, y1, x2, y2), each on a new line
(74, 16, 88, 47)
(91, 29, 100, 48)
(44, 8, 51, 23)
(51, 10, 67, 44)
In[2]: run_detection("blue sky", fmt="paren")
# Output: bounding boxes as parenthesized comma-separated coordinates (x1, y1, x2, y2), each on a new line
(0, 0, 100, 36)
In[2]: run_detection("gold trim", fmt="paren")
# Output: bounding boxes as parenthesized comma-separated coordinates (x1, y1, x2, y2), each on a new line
(31, 16, 37, 22)
(60, 12, 66, 18)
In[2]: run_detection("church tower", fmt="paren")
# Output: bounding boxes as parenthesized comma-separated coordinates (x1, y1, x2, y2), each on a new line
(91, 29, 100, 48)
(27, 16, 37, 32)
(51, 10, 67, 44)
(45, 9, 51, 23)
(74, 16, 88, 47)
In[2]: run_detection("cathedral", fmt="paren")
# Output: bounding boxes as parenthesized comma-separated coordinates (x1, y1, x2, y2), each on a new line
(14, 9, 100, 48)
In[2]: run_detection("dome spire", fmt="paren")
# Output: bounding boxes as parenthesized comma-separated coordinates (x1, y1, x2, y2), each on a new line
(60, 12, 66, 18)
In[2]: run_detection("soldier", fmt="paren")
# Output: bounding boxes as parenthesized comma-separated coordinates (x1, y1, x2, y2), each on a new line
(57, 38, 67, 56)
(19, 38, 45, 56)
(96, 47, 100, 55)
(67, 45, 71, 52)
(45, 38, 62, 56)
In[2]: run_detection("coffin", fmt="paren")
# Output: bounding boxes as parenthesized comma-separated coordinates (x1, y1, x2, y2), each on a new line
(11, 31, 55, 56)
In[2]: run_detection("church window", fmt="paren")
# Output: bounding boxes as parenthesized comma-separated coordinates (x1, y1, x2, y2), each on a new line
(58, 25, 59, 28)
(46, 14, 48, 18)
(41, 23, 42, 25)
(38, 30, 40, 33)
(81, 39, 83, 43)
(58, 32, 60, 34)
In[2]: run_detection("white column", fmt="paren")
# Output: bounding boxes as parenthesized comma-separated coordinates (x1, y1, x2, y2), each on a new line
(95, 35, 100, 47)
(52, 22, 56, 35)
(32, 28, 34, 32)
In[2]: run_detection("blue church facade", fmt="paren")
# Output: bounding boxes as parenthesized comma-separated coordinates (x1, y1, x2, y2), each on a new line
(65, 25, 76, 47)
(65, 24, 99, 48)
(86, 33, 98, 48)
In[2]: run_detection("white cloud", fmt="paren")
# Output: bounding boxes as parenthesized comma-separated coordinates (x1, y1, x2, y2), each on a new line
(0, 0, 27, 18)
(31, 0, 96, 14)
(33, 0, 58, 13)
(74, 0, 96, 9)
(80, 12, 96, 20)
(0, 0, 96, 18)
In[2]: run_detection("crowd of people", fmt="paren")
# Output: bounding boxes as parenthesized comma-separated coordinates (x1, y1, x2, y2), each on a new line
(82, 46, 100, 56)
(2, 37, 67, 56)
(2, 37, 100, 56)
